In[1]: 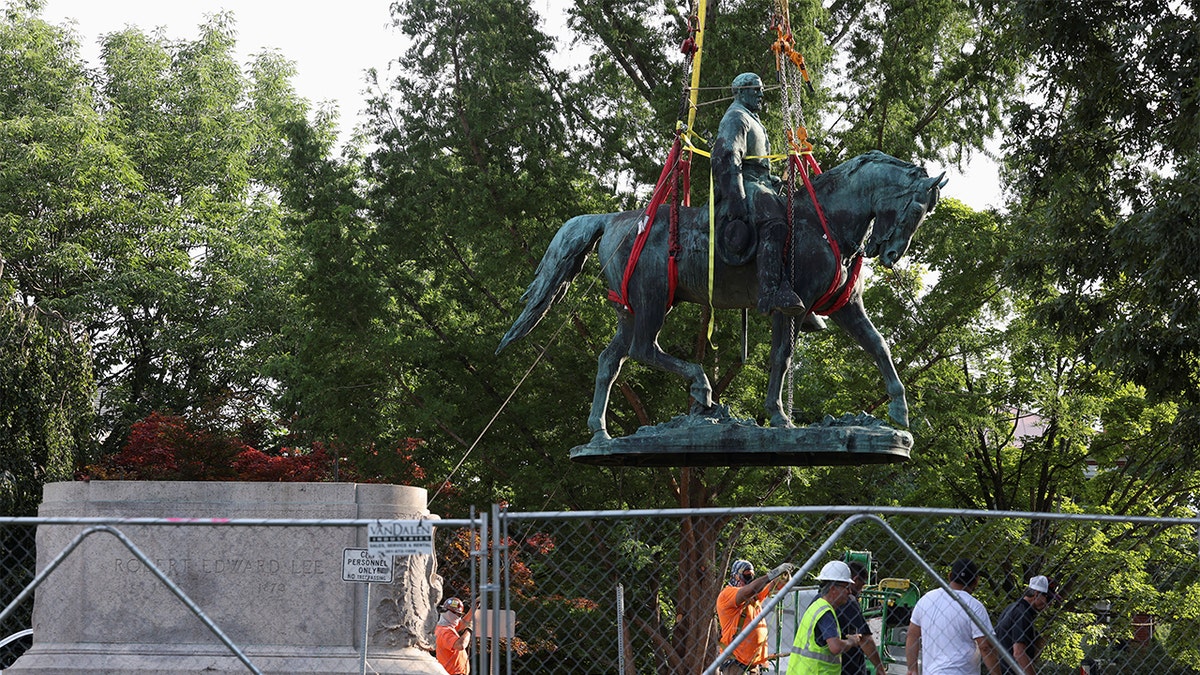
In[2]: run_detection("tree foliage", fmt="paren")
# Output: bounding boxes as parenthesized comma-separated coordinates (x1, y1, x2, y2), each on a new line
(84, 410, 430, 485)
(0, 301, 93, 515)
(1, 3, 311, 461)
(1001, 0, 1200, 406)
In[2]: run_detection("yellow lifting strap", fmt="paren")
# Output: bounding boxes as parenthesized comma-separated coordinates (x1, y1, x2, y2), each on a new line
(685, 0, 708, 136)
(708, 169, 716, 343)
(681, 0, 722, 345)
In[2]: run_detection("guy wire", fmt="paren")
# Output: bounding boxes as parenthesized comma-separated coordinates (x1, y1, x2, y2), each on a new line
(430, 210, 646, 505)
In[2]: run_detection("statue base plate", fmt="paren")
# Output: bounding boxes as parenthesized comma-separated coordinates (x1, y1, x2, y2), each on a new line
(570, 408, 911, 467)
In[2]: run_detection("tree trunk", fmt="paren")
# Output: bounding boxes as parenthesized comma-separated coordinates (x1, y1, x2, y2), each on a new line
(669, 467, 729, 674)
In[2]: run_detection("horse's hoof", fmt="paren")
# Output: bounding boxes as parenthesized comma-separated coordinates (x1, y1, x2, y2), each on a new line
(769, 415, 795, 429)
(590, 430, 612, 444)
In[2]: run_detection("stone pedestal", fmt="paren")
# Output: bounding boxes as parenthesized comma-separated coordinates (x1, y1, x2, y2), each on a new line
(7, 481, 446, 674)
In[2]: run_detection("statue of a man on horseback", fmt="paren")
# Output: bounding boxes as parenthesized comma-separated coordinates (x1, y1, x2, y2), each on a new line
(498, 147, 945, 445)
(713, 73, 822, 331)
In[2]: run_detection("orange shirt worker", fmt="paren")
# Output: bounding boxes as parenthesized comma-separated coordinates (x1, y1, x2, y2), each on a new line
(435, 597, 472, 674)
(716, 558, 795, 674)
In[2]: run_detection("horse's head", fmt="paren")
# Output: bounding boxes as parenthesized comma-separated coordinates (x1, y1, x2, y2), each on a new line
(864, 167, 948, 268)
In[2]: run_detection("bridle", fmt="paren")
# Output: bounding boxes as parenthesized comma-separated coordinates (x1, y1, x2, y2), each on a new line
(865, 178, 938, 259)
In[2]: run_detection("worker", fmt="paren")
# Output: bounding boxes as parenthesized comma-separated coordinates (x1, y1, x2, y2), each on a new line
(905, 559, 1000, 675)
(838, 560, 887, 675)
(435, 596, 472, 674)
(995, 575, 1058, 674)
(717, 558, 796, 674)
(785, 560, 865, 674)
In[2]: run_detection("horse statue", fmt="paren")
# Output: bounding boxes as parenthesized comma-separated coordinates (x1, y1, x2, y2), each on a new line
(497, 150, 946, 443)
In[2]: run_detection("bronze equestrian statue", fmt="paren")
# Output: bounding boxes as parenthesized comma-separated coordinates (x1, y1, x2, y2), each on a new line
(498, 146, 945, 442)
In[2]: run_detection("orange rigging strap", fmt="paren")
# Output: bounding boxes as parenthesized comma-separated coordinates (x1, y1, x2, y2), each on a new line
(770, 12, 815, 94)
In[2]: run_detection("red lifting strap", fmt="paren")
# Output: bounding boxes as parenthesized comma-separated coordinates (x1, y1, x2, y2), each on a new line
(608, 135, 685, 313)
(813, 252, 863, 315)
(794, 153, 857, 315)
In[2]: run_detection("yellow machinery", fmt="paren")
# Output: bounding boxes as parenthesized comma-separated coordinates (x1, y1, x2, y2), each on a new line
(846, 551, 921, 674)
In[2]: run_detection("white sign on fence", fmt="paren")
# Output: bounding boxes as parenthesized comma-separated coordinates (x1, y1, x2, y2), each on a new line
(367, 519, 434, 557)
(341, 548, 394, 583)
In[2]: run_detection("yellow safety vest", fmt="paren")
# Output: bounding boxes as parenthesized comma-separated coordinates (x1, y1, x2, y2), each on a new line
(785, 597, 841, 675)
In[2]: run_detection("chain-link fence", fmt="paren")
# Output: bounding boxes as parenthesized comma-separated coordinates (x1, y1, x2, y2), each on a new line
(3, 506, 1199, 675)
(0, 523, 34, 668)
(491, 506, 1200, 675)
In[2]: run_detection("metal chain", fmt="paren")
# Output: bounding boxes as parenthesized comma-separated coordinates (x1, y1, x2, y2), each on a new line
(774, 2, 808, 420)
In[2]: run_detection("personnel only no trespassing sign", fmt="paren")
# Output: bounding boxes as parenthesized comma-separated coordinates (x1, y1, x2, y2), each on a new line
(341, 548, 393, 583)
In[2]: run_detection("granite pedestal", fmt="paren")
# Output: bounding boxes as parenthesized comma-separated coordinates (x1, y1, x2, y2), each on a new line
(7, 481, 446, 674)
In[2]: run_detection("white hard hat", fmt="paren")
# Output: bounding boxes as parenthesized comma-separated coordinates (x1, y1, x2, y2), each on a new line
(816, 560, 853, 583)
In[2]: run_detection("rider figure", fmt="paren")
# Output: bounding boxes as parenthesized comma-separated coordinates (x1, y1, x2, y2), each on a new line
(713, 72, 821, 328)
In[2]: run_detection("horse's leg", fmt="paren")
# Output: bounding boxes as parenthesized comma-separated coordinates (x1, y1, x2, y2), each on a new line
(628, 304, 713, 415)
(829, 299, 910, 427)
(589, 311, 634, 442)
(764, 313, 801, 427)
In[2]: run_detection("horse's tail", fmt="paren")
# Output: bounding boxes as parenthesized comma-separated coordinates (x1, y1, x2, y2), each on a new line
(496, 214, 607, 354)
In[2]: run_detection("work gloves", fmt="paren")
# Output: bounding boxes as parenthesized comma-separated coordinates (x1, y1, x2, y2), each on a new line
(768, 562, 796, 581)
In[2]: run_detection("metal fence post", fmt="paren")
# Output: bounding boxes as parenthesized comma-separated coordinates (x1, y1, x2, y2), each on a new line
(502, 504, 514, 675)
(358, 582, 371, 675)
(476, 505, 488, 675)
(490, 502, 503, 675)
(616, 583, 626, 675)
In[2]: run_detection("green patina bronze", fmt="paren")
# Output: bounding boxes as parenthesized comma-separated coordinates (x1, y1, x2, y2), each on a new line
(569, 407, 914, 467)
(497, 133, 945, 464)
(713, 72, 813, 320)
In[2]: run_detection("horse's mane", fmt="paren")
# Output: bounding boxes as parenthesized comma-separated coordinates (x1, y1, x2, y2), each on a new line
(826, 150, 925, 181)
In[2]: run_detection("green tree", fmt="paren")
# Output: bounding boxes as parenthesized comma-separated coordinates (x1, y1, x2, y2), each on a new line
(971, 5, 1200, 655)
(0, 301, 94, 515)
(87, 15, 308, 451)
(1, 4, 316, 457)
(828, 0, 1024, 162)
(1, 3, 341, 528)
(0, 1, 110, 512)
(362, 0, 615, 509)
(0, 1, 136, 316)
(271, 114, 400, 457)
(1001, 0, 1200, 406)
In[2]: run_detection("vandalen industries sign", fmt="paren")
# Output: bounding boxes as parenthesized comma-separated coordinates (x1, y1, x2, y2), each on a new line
(366, 519, 434, 557)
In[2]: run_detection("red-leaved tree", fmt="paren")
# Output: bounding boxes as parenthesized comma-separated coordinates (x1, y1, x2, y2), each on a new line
(82, 412, 428, 485)
(88, 412, 250, 480)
